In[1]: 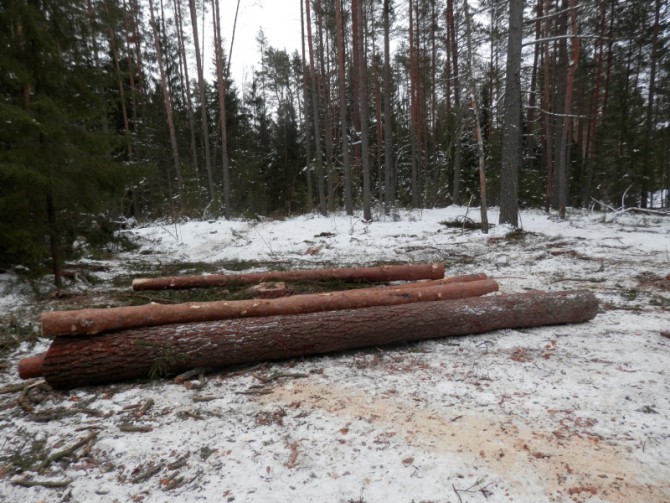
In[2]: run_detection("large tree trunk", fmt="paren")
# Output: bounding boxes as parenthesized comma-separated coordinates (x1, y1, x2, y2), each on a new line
(132, 263, 445, 290)
(42, 278, 498, 337)
(336, 0, 353, 215)
(188, 0, 214, 200)
(22, 290, 598, 389)
(148, 0, 182, 187)
(446, 0, 462, 206)
(304, 0, 327, 215)
(463, 0, 489, 233)
(499, 0, 523, 227)
(382, 0, 394, 214)
(212, 0, 231, 219)
(354, 0, 372, 221)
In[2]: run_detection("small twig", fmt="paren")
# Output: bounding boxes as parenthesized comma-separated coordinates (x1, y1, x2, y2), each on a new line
(118, 422, 154, 433)
(12, 477, 73, 488)
(38, 431, 98, 471)
(132, 463, 164, 483)
(235, 389, 273, 396)
(167, 455, 190, 470)
(135, 398, 154, 418)
(252, 371, 308, 384)
(121, 294, 179, 305)
(0, 381, 40, 395)
(453, 484, 463, 503)
(174, 368, 213, 384)
(192, 395, 219, 402)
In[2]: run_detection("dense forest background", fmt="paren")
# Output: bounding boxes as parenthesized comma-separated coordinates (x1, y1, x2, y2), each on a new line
(1, 0, 668, 280)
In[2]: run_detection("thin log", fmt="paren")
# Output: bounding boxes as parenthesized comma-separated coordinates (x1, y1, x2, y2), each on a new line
(390, 273, 487, 289)
(25, 290, 597, 389)
(131, 263, 445, 290)
(41, 279, 499, 337)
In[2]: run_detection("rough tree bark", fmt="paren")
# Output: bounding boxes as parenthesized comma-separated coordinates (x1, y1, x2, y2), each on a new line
(305, 0, 327, 215)
(148, 0, 182, 187)
(463, 0, 489, 233)
(499, 0, 523, 227)
(382, 0, 395, 214)
(132, 263, 446, 290)
(336, 0, 353, 215)
(42, 278, 498, 337)
(22, 290, 598, 388)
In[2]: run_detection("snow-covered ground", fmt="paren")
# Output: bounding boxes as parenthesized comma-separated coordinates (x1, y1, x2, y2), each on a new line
(1, 206, 669, 502)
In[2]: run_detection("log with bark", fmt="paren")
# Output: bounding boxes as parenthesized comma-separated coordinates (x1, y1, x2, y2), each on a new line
(21, 290, 598, 389)
(40, 278, 499, 337)
(131, 262, 445, 290)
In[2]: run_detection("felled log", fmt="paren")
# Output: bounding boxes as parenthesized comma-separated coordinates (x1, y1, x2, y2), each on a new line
(131, 262, 445, 290)
(40, 279, 499, 337)
(245, 282, 289, 299)
(21, 290, 598, 389)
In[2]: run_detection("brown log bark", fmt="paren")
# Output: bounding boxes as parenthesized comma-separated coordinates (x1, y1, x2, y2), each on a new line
(132, 263, 445, 291)
(24, 290, 597, 389)
(42, 278, 497, 337)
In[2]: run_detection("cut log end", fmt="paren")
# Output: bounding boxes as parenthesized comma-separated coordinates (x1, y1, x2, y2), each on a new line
(18, 354, 45, 379)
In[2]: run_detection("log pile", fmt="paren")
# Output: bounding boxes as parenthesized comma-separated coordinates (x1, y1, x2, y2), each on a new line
(18, 263, 599, 389)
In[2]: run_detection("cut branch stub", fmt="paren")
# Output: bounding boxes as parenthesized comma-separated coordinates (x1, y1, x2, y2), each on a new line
(26, 290, 598, 389)
(41, 279, 499, 337)
(131, 263, 445, 290)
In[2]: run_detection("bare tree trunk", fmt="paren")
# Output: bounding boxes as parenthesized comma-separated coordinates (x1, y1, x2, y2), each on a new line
(173, 0, 199, 183)
(316, 0, 335, 212)
(104, 0, 132, 160)
(305, 0, 327, 215)
(499, 0, 523, 227)
(188, 0, 215, 201)
(336, 0, 353, 215)
(463, 0, 488, 233)
(557, 0, 579, 219)
(354, 0, 372, 221)
(212, 0, 231, 219)
(524, 0, 542, 176)
(409, 0, 419, 208)
(542, 0, 554, 213)
(383, 0, 395, 214)
(446, 0, 462, 205)
(300, 0, 314, 210)
(641, 0, 661, 208)
(25, 290, 598, 389)
(148, 0, 182, 189)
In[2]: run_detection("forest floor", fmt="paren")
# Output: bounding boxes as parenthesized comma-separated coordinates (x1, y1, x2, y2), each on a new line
(0, 206, 669, 503)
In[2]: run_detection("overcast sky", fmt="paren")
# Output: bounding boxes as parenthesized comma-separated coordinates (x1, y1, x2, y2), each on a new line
(217, 0, 302, 91)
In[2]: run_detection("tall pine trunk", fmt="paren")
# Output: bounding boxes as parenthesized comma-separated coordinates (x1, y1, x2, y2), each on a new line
(188, 0, 215, 201)
(463, 0, 488, 233)
(212, 0, 231, 219)
(148, 0, 182, 190)
(336, 0, 353, 215)
(354, 0, 372, 221)
(382, 0, 395, 215)
(499, 0, 523, 227)
(304, 0, 327, 215)
(446, 0, 462, 205)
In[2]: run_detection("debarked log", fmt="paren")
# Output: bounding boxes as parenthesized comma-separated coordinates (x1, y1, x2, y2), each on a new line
(41, 278, 498, 337)
(22, 290, 598, 389)
(131, 262, 445, 290)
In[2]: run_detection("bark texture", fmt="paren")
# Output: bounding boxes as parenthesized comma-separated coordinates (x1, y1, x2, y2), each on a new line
(42, 278, 497, 337)
(25, 290, 597, 389)
(132, 263, 445, 290)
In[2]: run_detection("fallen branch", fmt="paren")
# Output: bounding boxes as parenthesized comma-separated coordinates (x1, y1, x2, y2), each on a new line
(39, 278, 498, 338)
(12, 477, 73, 488)
(23, 290, 597, 389)
(38, 431, 97, 471)
(131, 263, 445, 290)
